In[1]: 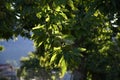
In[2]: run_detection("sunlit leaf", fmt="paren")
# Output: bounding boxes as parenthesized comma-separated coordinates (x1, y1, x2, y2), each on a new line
(58, 56, 67, 77)
(0, 45, 4, 51)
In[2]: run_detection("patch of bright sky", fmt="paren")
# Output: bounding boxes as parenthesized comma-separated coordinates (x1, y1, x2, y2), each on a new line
(0, 36, 34, 67)
(110, 13, 118, 27)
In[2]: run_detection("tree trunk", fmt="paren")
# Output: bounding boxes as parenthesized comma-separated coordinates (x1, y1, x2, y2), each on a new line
(91, 72, 106, 80)
(73, 66, 87, 80)
(73, 58, 87, 80)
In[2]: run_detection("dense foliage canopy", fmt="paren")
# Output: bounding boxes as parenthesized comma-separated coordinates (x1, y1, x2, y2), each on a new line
(0, 0, 120, 80)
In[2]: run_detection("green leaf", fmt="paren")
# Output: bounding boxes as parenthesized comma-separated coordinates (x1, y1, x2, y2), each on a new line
(0, 45, 4, 52)
(78, 47, 87, 52)
(58, 56, 67, 77)
(50, 53, 57, 63)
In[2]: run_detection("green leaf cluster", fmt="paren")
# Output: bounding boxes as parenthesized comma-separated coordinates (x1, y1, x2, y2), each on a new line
(1, 0, 120, 79)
